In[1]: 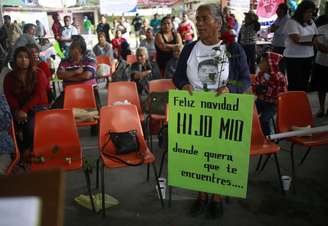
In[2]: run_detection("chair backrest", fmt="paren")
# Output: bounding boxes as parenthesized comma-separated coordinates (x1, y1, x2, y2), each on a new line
(107, 81, 143, 115)
(149, 79, 176, 93)
(32, 109, 82, 168)
(99, 105, 146, 155)
(5, 121, 20, 175)
(96, 55, 111, 66)
(277, 91, 313, 133)
(126, 54, 137, 65)
(63, 84, 97, 109)
(251, 107, 269, 146)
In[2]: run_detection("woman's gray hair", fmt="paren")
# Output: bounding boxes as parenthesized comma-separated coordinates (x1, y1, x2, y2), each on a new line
(197, 3, 223, 24)
(136, 47, 149, 60)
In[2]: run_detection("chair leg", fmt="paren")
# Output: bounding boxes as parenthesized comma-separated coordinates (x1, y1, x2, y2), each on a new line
(84, 169, 96, 212)
(168, 185, 172, 208)
(273, 153, 285, 195)
(159, 150, 168, 178)
(96, 159, 99, 189)
(298, 147, 311, 166)
(101, 161, 106, 217)
(255, 155, 263, 172)
(151, 163, 165, 208)
(290, 143, 296, 193)
(259, 154, 271, 172)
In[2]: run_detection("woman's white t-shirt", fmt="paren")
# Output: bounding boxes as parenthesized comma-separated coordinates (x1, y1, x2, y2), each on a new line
(283, 19, 318, 58)
(186, 40, 229, 91)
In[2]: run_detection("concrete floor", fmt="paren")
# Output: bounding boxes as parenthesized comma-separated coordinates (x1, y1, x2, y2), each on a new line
(62, 87, 328, 226)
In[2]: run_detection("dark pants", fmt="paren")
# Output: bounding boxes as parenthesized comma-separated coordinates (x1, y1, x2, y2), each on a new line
(16, 115, 35, 152)
(256, 99, 276, 135)
(285, 57, 313, 91)
(272, 46, 285, 55)
(241, 44, 256, 74)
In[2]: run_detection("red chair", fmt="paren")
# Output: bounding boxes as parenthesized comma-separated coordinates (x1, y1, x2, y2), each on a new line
(126, 54, 137, 65)
(250, 108, 284, 194)
(146, 79, 176, 147)
(277, 91, 328, 190)
(31, 109, 96, 210)
(64, 84, 98, 127)
(5, 121, 20, 175)
(107, 81, 145, 122)
(96, 55, 112, 86)
(98, 105, 164, 216)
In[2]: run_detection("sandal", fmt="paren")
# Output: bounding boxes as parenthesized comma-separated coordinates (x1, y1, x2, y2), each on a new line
(190, 198, 207, 217)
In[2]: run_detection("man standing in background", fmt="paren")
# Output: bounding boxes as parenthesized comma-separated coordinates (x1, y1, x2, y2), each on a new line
(132, 13, 143, 47)
(270, 3, 289, 54)
(97, 15, 111, 43)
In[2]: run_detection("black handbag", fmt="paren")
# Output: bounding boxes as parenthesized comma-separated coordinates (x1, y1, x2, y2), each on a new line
(109, 130, 139, 155)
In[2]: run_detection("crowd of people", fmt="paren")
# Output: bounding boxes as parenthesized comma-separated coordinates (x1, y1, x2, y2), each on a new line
(0, 1, 327, 220)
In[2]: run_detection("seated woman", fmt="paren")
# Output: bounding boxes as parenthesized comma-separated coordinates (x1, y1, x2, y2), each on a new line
(130, 47, 160, 97)
(0, 94, 14, 175)
(111, 30, 127, 59)
(173, 4, 250, 219)
(253, 52, 288, 135)
(4, 46, 49, 151)
(140, 28, 156, 61)
(93, 31, 114, 60)
(57, 35, 96, 88)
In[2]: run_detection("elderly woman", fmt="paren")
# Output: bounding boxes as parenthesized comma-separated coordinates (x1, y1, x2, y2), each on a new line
(130, 47, 160, 96)
(283, 1, 318, 91)
(155, 15, 182, 75)
(173, 3, 250, 219)
(140, 28, 156, 61)
(4, 46, 49, 151)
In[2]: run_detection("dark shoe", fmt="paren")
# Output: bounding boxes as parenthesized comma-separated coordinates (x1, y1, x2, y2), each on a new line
(190, 199, 207, 217)
(206, 201, 223, 219)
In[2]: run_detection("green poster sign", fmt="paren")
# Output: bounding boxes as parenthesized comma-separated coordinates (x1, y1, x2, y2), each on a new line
(168, 90, 254, 198)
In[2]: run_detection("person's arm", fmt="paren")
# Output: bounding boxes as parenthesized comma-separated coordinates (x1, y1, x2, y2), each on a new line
(155, 33, 180, 52)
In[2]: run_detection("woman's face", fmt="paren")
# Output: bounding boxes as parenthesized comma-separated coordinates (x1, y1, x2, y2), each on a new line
(137, 51, 147, 64)
(69, 46, 82, 61)
(15, 51, 30, 70)
(161, 18, 173, 33)
(145, 30, 153, 39)
(196, 8, 221, 43)
(116, 30, 122, 38)
(98, 34, 106, 45)
(303, 8, 314, 23)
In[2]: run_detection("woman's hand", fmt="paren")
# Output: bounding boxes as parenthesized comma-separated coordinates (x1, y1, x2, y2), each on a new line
(182, 84, 193, 95)
(216, 86, 229, 96)
(15, 110, 28, 124)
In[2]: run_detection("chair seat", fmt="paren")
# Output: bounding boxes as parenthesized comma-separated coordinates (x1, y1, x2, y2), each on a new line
(31, 157, 82, 171)
(250, 142, 280, 156)
(101, 148, 155, 169)
(77, 120, 98, 127)
(287, 132, 328, 147)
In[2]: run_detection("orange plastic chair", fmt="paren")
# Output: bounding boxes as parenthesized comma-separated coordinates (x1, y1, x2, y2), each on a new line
(31, 109, 96, 210)
(146, 79, 176, 147)
(64, 84, 98, 127)
(5, 121, 20, 175)
(98, 105, 164, 216)
(250, 108, 284, 194)
(96, 55, 112, 86)
(277, 91, 328, 189)
(107, 81, 145, 122)
(126, 54, 137, 65)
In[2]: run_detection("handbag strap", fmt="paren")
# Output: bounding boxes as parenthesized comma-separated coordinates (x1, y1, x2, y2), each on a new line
(101, 132, 144, 167)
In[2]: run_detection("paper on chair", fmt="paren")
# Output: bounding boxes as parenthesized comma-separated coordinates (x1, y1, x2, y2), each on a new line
(0, 197, 42, 226)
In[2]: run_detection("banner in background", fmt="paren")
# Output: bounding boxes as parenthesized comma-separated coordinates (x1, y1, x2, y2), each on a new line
(256, 0, 285, 18)
(100, 0, 138, 15)
(168, 90, 254, 198)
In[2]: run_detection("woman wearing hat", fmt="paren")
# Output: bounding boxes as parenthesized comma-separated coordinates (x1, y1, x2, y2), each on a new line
(238, 11, 261, 74)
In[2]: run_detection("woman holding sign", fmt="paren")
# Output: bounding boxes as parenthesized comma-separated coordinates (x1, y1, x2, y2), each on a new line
(173, 3, 250, 219)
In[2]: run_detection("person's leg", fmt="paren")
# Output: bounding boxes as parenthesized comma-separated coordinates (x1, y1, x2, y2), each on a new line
(285, 57, 301, 91)
(317, 91, 326, 117)
(206, 194, 224, 219)
(256, 100, 276, 135)
(190, 192, 208, 216)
